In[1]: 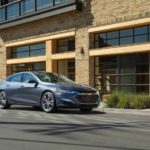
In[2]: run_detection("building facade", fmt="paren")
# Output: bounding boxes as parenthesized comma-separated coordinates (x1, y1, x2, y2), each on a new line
(0, 0, 150, 95)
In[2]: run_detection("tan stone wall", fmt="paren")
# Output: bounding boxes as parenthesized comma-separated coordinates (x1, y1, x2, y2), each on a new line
(0, 38, 6, 80)
(0, 0, 150, 83)
(92, 0, 150, 26)
(75, 27, 90, 85)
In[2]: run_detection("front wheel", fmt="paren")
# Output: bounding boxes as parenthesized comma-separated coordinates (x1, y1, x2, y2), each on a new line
(41, 92, 56, 113)
(80, 108, 93, 113)
(0, 91, 10, 109)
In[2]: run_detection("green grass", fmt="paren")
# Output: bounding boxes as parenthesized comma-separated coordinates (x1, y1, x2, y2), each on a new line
(105, 91, 150, 109)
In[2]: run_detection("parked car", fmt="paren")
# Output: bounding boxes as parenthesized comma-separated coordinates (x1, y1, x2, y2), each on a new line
(0, 71, 100, 113)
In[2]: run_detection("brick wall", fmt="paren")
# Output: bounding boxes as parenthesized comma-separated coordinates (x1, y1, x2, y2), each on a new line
(0, 0, 150, 84)
(0, 38, 6, 80)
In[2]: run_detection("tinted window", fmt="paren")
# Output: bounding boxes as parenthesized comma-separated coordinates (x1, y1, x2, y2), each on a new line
(95, 25, 150, 48)
(120, 29, 133, 37)
(57, 37, 75, 53)
(134, 26, 148, 35)
(120, 37, 133, 45)
(107, 31, 119, 39)
(22, 73, 36, 82)
(8, 74, 22, 82)
(11, 42, 45, 58)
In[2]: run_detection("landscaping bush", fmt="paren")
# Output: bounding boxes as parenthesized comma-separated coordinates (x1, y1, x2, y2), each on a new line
(106, 91, 120, 108)
(105, 91, 150, 109)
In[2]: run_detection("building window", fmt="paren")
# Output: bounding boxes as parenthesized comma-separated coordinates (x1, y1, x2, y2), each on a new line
(10, 62, 46, 74)
(10, 42, 45, 58)
(94, 25, 150, 48)
(7, 2, 19, 19)
(57, 37, 75, 53)
(94, 53, 149, 94)
(57, 59, 75, 81)
(0, 0, 75, 22)
(36, 0, 53, 10)
(21, 0, 35, 15)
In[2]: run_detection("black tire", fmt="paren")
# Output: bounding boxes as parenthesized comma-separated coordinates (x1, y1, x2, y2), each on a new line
(40, 91, 56, 113)
(0, 91, 10, 109)
(80, 108, 93, 113)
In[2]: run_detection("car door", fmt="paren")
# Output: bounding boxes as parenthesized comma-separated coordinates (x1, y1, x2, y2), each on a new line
(19, 73, 41, 105)
(5, 73, 24, 104)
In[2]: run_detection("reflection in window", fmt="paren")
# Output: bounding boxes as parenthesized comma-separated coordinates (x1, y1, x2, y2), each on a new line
(11, 43, 45, 58)
(94, 53, 149, 94)
(22, 0, 35, 14)
(7, 3, 19, 19)
(11, 62, 46, 74)
(94, 25, 150, 48)
(57, 59, 75, 81)
(57, 37, 75, 53)
(36, 0, 53, 10)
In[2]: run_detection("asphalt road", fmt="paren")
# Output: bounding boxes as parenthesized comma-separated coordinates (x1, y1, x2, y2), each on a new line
(0, 106, 150, 150)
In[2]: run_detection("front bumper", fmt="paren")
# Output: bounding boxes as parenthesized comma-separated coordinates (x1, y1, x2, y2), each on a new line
(56, 92, 101, 108)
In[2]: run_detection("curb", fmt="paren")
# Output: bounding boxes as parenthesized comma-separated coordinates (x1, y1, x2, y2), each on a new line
(96, 107, 150, 116)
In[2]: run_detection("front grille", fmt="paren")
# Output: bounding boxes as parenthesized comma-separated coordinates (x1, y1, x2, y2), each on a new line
(76, 94, 99, 104)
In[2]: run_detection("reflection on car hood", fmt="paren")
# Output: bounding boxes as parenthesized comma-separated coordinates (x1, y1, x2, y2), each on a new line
(56, 83, 97, 93)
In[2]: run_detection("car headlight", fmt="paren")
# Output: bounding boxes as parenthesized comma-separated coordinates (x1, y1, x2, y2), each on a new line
(96, 90, 100, 96)
(57, 88, 75, 94)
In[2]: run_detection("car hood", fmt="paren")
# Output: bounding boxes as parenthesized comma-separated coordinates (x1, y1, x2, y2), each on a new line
(56, 83, 97, 93)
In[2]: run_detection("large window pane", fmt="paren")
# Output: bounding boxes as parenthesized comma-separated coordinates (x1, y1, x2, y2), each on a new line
(120, 29, 133, 37)
(57, 37, 75, 53)
(22, 0, 35, 14)
(94, 53, 149, 94)
(36, 0, 53, 10)
(11, 43, 45, 58)
(120, 36, 133, 45)
(134, 34, 148, 43)
(30, 43, 45, 50)
(57, 59, 75, 81)
(94, 25, 149, 48)
(7, 3, 19, 19)
(134, 26, 148, 35)
(107, 39, 119, 46)
(30, 49, 45, 56)
(0, 7, 5, 21)
(107, 31, 119, 39)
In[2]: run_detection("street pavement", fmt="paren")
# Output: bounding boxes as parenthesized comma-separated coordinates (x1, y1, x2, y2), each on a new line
(0, 106, 150, 150)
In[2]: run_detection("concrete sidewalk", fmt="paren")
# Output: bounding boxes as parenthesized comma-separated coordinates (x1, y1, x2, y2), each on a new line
(97, 101, 150, 116)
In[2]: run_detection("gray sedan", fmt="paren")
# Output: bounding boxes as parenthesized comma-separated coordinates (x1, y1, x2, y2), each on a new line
(0, 71, 100, 113)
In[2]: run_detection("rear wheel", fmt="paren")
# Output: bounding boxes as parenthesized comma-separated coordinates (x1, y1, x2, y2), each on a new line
(0, 91, 10, 109)
(40, 92, 56, 113)
(80, 108, 93, 113)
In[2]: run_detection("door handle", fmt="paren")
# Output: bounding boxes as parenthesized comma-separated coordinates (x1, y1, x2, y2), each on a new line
(20, 86, 25, 88)
(6, 84, 10, 87)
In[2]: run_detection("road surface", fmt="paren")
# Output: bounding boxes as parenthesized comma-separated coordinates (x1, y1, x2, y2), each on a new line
(0, 106, 150, 150)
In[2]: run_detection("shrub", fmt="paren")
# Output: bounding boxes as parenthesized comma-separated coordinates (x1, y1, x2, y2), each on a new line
(106, 91, 150, 109)
(106, 91, 120, 108)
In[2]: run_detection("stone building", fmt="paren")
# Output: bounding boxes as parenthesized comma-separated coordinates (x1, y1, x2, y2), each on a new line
(0, 0, 150, 94)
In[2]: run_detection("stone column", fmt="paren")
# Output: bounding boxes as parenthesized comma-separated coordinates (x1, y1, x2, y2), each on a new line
(0, 37, 6, 80)
(75, 27, 90, 85)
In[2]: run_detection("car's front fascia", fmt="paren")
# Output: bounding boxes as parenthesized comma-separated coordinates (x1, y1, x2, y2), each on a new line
(54, 86, 101, 109)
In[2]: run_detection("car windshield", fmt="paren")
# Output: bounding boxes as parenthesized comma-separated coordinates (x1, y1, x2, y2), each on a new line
(35, 72, 74, 84)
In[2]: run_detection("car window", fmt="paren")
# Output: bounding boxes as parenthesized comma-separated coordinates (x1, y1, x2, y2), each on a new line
(22, 73, 36, 83)
(8, 74, 22, 82)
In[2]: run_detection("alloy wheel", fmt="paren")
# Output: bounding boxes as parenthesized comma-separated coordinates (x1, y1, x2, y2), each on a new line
(0, 91, 7, 109)
(41, 92, 56, 113)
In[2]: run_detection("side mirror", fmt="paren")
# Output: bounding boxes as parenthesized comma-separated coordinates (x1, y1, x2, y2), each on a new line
(28, 80, 38, 87)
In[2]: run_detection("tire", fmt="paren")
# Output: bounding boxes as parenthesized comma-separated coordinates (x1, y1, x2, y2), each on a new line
(0, 91, 10, 109)
(40, 91, 56, 113)
(80, 108, 93, 113)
